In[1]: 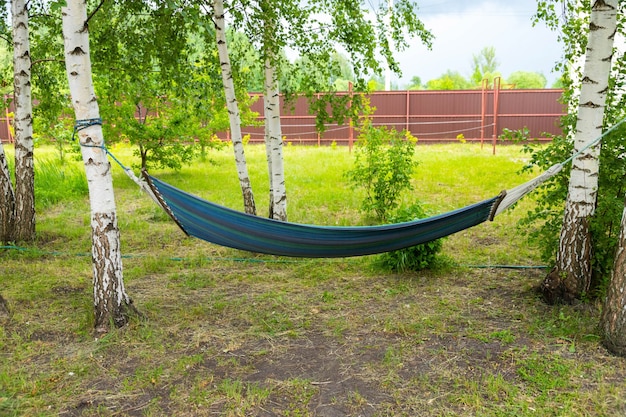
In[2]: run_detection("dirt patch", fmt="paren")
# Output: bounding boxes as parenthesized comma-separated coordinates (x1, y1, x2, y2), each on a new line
(241, 332, 391, 416)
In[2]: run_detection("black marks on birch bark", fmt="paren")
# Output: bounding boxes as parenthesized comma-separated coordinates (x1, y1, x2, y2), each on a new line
(69, 47, 86, 56)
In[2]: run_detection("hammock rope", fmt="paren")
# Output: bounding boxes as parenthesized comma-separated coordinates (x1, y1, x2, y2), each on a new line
(72, 121, 160, 204)
(75, 115, 626, 258)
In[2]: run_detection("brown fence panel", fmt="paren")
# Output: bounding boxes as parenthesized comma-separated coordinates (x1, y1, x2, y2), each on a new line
(0, 96, 14, 144)
(225, 88, 565, 146)
(496, 89, 565, 140)
(0, 89, 566, 145)
(405, 90, 485, 141)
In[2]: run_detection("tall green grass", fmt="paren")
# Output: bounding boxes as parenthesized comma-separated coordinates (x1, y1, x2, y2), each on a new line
(34, 159, 88, 210)
(2, 145, 88, 210)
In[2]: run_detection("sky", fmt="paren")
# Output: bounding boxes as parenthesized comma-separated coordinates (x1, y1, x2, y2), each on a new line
(391, 0, 564, 87)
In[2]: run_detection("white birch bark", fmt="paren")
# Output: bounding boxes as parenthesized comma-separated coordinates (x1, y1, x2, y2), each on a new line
(11, 0, 35, 241)
(62, 0, 136, 333)
(263, 95, 274, 218)
(542, 0, 618, 303)
(213, 0, 256, 215)
(263, 59, 287, 221)
(0, 141, 15, 242)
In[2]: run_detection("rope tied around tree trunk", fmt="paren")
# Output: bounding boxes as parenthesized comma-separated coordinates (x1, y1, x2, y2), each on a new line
(71, 117, 102, 142)
(73, 123, 161, 204)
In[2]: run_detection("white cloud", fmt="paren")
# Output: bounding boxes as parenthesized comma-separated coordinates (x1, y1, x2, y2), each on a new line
(393, 0, 563, 87)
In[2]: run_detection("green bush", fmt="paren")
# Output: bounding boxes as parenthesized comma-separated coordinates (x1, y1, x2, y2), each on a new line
(376, 204, 444, 272)
(345, 116, 417, 222)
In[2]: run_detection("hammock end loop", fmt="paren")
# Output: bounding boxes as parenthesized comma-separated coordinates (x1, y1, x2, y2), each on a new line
(488, 190, 507, 221)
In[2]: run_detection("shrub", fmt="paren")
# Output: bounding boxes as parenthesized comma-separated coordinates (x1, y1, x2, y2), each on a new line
(346, 116, 417, 222)
(376, 204, 444, 272)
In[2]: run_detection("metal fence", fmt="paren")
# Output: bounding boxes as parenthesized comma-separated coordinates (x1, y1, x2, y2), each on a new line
(1, 87, 566, 147)
(0, 99, 13, 143)
(224, 87, 565, 149)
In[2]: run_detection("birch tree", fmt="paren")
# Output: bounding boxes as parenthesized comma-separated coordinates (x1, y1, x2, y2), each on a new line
(12, 0, 35, 242)
(261, 4, 286, 220)
(601, 204, 626, 356)
(597, 5, 626, 358)
(62, 0, 138, 334)
(541, 0, 618, 303)
(0, 141, 14, 242)
(212, 0, 256, 215)
(263, 60, 286, 219)
(0, 15, 14, 243)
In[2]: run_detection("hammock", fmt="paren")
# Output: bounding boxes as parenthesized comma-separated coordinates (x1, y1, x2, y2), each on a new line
(78, 113, 626, 259)
(138, 164, 563, 258)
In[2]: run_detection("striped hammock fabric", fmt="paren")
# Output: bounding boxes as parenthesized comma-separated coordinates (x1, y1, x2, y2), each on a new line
(142, 173, 513, 258)
(139, 162, 563, 258)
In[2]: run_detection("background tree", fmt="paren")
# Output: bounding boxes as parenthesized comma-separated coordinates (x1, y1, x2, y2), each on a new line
(90, 1, 209, 172)
(407, 75, 423, 90)
(0, 8, 12, 97)
(226, 31, 265, 92)
(506, 71, 547, 89)
(470, 46, 501, 87)
(289, 52, 355, 92)
(29, 2, 73, 164)
(367, 76, 386, 91)
(426, 70, 470, 90)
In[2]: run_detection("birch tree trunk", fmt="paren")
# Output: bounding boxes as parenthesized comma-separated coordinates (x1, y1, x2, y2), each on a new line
(212, 0, 256, 215)
(541, 0, 617, 304)
(263, 97, 274, 219)
(601, 201, 626, 356)
(0, 141, 15, 243)
(62, 0, 138, 334)
(12, 0, 35, 242)
(263, 59, 287, 221)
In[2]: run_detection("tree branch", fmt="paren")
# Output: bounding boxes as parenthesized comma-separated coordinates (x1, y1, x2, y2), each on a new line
(86, 0, 107, 25)
(31, 58, 65, 67)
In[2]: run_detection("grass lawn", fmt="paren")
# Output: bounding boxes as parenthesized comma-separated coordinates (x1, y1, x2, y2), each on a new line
(1, 142, 625, 416)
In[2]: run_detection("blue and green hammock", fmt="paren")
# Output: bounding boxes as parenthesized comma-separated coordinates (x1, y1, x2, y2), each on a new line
(83, 113, 626, 258)
(138, 165, 562, 258)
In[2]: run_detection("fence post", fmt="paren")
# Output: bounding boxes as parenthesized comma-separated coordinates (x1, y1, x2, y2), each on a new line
(480, 79, 487, 148)
(405, 89, 410, 134)
(348, 82, 354, 152)
(3, 95, 13, 143)
(492, 77, 501, 155)
(316, 92, 321, 146)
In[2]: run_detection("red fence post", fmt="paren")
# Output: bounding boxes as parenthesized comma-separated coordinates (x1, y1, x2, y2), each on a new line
(348, 82, 354, 151)
(480, 80, 487, 148)
(2, 95, 13, 144)
(406, 89, 410, 134)
(492, 77, 501, 155)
